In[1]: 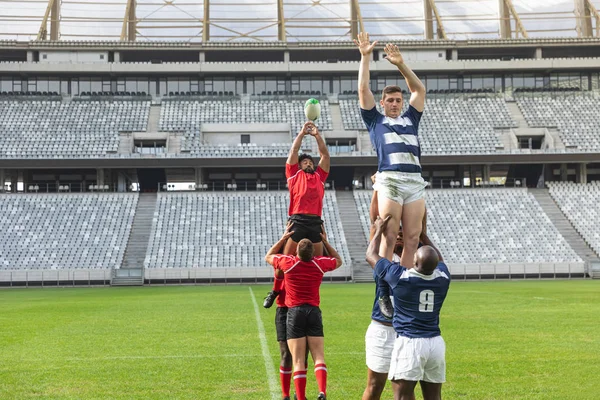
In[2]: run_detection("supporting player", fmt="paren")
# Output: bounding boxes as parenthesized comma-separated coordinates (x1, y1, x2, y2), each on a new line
(265, 225, 343, 400)
(263, 121, 331, 308)
(355, 31, 427, 278)
(362, 215, 426, 400)
(366, 216, 450, 400)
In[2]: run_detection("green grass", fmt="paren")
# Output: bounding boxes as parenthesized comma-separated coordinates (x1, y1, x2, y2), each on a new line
(1, 281, 599, 399)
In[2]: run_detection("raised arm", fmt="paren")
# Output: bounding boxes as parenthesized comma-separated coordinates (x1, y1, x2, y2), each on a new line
(320, 232, 342, 268)
(287, 123, 310, 165)
(265, 224, 294, 266)
(354, 32, 377, 111)
(310, 123, 330, 173)
(419, 232, 443, 263)
(366, 215, 391, 268)
(383, 43, 426, 112)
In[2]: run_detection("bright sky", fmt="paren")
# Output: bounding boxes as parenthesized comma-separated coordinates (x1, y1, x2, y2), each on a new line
(0, 0, 594, 41)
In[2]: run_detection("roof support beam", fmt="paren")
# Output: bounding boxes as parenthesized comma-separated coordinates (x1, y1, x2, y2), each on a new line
(499, 0, 528, 38)
(50, 0, 60, 40)
(424, 0, 446, 39)
(585, 0, 600, 37)
(120, 0, 137, 41)
(277, 0, 286, 41)
(203, 0, 210, 42)
(350, 0, 364, 40)
(37, 0, 59, 41)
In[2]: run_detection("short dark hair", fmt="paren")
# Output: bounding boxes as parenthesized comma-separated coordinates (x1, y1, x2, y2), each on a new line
(297, 239, 314, 262)
(299, 154, 314, 164)
(382, 85, 403, 100)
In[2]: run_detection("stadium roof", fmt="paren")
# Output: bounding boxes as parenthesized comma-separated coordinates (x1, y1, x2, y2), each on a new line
(1, 0, 599, 42)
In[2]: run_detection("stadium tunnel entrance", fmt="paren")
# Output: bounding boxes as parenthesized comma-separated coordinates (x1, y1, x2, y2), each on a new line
(137, 168, 166, 192)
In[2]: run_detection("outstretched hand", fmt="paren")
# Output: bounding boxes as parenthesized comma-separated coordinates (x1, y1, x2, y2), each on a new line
(383, 43, 404, 66)
(281, 222, 294, 241)
(301, 121, 318, 137)
(353, 32, 378, 56)
(373, 215, 391, 233)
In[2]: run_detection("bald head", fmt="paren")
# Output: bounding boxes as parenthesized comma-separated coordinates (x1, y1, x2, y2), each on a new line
(414, 246, 439, 275)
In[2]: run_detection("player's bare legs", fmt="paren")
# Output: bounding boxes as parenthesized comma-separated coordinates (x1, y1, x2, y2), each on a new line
(420, 381, 442, 400)
(399, 198, 425, 267)
(284, 239, 324, 257)
(307, 336, 327, 398)
(391, 379, 418, 400)
(279, 340, 292, 369)
(377, 194, 402, 261)
(362, 369, 388, 400)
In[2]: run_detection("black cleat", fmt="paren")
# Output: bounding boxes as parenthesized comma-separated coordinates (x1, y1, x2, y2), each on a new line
(263, 291, 280, 308)
(317, 393, 326, 400)
(378, 295, 393, 319)
(283, 397, 290, 400)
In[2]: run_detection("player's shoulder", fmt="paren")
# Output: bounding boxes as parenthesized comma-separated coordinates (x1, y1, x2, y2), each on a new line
(435, 262, 451, 280)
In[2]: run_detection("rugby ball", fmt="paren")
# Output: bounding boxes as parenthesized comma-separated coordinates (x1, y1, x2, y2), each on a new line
(304, 98, 321, 121)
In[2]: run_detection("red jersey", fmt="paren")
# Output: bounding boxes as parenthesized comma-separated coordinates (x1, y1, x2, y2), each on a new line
(286, 163, 328, 217)
(272, 254, 338, 308)
(276, 283, 287, 308)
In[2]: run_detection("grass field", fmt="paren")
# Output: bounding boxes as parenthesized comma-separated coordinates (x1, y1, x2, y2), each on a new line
(1, 281, 599, 400)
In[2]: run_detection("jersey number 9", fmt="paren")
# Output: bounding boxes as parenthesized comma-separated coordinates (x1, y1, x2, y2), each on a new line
(418, 290, 435, 312)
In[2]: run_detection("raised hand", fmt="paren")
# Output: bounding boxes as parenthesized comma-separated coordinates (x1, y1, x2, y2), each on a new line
(353, 32, 378, 56)
(373, 215, 391, 233)
(302, 121, 318, 137)
(383, 43, 404, 66)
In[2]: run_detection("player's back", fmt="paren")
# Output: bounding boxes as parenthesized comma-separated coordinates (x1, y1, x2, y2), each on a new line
(392, 263, 451, 338)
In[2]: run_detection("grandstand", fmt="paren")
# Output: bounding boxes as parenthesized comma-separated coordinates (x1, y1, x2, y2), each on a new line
(0, 0, 599, 286)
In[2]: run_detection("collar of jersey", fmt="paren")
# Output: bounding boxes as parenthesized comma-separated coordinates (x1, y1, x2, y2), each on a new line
(400, 268, 448, 281)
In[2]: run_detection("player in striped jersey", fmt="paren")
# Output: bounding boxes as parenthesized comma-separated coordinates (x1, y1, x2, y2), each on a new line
(354, 31, 428, 284)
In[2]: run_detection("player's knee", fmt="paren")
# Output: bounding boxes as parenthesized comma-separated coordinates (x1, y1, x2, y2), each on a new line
(280, 351, 292, 367)
(366, 378, 385, 396)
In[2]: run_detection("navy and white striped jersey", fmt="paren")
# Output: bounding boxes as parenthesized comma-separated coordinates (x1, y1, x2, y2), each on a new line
(374, 258, 450, 338)
(360, 105, 423, 174)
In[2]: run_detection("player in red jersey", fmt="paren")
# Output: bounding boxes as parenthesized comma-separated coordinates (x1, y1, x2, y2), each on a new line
(264, 120, 331, 309)
(265, 225, 342, 400)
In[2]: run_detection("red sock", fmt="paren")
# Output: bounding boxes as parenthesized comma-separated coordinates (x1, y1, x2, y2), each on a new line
(293, 370, 307, 400)
(273, 275, 284, 292)
(280, 366, 292, 398)
(314, 363, 327, 395)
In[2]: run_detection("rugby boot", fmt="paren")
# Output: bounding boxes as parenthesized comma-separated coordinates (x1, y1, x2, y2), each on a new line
(378, 295, 393, 319)
(263, 290, 280, 308)
(317, 393, 326, 400)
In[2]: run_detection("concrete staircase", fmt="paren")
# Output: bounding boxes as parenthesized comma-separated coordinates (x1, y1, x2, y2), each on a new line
(112, 193, 157, 286)
(118, 132, 133, 154)
(168, 132, 182, 154)
(147, 105, 161, 132)
(335, 191, 373, 282)
(529, 189, 599, 263)
(329, 103, 344, 131)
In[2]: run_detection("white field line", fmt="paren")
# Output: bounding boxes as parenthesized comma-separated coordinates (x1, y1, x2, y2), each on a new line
(249, 286, 279, 400)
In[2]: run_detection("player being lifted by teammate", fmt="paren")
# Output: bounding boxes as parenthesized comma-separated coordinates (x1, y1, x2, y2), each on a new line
(263, 120, 330, 308)
(355, 32, 428, 317)
(266, 224, 343, 400)
(367, 216, 450, 400)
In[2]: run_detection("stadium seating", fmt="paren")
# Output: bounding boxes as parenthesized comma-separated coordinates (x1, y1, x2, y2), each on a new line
(340, 96, 516, 154)
(353, 188, 581, 264)
(0, 193, 137, 269)
(547, 181, 600, 256)
(0, 100, 150, 158)
(145, 191, 351, 269)
(160, 99, 332, 134)
(516, 96, 600, 150)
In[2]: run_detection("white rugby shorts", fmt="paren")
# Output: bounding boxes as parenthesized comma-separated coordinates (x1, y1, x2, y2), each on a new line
(388, 335, 446, 383)
(373, 171, 427, 206)
(365, 320, 396, 374)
